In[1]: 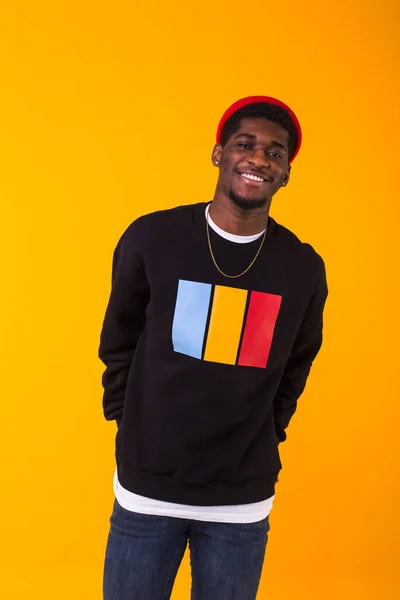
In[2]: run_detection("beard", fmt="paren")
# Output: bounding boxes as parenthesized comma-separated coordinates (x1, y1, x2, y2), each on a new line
(228, 189, 268, 211)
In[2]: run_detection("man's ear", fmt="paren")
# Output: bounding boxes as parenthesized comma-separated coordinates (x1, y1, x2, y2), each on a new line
(282, 164, 291, 186)
(211, 144, 222, 167)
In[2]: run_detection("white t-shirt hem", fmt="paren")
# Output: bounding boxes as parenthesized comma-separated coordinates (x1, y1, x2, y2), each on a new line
(114, 469, 274, 524)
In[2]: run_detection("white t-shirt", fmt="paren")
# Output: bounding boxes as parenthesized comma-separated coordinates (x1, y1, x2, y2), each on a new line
(114, 204, 275, 523)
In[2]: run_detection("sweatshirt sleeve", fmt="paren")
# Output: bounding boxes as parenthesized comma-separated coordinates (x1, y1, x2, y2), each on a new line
(273, 255, 328, 443)
(98, 221, 150, 425)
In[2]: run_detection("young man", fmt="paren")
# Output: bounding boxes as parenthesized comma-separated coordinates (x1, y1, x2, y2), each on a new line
(99, 95, 328, 600)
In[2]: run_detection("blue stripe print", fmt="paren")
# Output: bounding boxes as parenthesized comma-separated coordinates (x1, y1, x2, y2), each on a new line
(172, 280, 212, 359)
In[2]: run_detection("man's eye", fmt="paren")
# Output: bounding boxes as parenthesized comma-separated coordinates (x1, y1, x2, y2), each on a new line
(268, 151, 283, 159)
(238, 142, 252, 149)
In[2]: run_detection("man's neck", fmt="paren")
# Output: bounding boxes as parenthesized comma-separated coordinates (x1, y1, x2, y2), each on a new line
(209, 196, 271, 236)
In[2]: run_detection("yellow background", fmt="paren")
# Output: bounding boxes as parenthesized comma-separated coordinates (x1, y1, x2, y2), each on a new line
(0, 1, 399, 598)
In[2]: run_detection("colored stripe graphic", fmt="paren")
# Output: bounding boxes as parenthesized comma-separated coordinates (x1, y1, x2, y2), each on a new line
(204, 285, 248, 365)
(172, 280, 212, 359)
(238, 291, 282, 368)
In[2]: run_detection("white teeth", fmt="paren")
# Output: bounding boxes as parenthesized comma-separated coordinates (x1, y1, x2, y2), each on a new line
(241, 173, 264, 182)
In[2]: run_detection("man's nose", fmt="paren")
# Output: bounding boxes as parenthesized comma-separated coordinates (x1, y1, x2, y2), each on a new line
(247, 148, 270, 168)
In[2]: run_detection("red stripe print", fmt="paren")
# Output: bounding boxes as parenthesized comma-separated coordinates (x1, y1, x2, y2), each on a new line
(238, 291, 282, 368)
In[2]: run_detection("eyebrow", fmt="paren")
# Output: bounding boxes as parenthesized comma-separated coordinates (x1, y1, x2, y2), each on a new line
(234, 133, 288, 152)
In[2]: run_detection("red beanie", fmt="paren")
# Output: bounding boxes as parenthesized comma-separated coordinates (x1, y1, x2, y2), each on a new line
(216, 96, 302, 163)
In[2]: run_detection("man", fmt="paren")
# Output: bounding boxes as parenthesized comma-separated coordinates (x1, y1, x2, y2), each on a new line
(99, 95, 328, 600)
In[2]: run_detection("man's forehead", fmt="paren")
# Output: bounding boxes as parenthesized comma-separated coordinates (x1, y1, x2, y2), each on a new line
(236, 117, 289, 142)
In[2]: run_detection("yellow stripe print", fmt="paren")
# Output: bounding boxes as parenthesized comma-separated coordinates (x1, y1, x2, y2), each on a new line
(204, 285, 248, 365)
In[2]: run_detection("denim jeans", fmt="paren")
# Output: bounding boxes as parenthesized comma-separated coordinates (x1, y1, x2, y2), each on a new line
(103, 499, 270, 600)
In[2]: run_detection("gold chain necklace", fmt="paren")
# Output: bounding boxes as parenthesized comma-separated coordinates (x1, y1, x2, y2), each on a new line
(206, 212, 267, 279)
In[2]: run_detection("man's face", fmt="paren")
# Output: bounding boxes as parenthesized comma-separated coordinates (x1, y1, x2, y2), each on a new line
(212, 117, 291, 210)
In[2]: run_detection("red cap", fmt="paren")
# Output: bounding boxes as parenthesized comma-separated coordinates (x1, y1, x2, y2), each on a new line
(216, 95, 302, 163)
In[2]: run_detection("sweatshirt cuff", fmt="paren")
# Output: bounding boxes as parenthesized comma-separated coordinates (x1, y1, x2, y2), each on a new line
(274, 426, 287, 444)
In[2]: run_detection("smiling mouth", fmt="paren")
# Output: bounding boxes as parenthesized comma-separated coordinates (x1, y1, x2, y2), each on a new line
(238, 172, 270, 183)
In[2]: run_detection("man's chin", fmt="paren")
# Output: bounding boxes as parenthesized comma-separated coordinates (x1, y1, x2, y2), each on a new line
(228, 190, 267, 211)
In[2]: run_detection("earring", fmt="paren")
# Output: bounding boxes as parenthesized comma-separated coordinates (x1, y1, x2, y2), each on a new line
(215, 160, 219, 166)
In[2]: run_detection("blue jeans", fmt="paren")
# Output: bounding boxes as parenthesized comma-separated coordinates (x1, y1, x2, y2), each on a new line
(103, 499, 270, 600)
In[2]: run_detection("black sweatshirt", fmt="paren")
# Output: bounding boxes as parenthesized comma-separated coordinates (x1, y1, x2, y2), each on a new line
(98, 202, 328, 505)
